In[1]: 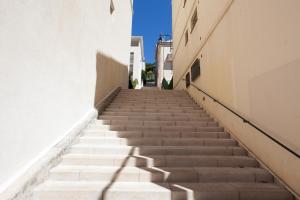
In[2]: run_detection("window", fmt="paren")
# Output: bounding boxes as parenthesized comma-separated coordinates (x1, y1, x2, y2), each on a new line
(191, 58, 200, 81)
(185, 30, 189, 45)
(191, 8, 198, 32)
(186, 72, 190, 88)
(110, 0, 115, 14)
(183, 0, 187, 8)
(129, 52, 134, 73)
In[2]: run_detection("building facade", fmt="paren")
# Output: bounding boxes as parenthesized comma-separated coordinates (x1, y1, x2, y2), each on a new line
(172, 0, 300, 196)
(155, 40, 173, 88)
(129, 36, 146, 89)
(0, 0, 133, 197)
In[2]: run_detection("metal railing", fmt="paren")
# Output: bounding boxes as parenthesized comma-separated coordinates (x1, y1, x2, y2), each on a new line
(185, 80, 300, 159)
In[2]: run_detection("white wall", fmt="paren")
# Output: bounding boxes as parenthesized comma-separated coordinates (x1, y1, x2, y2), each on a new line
(0, 0, 133, 192)
(130, 38, 145, 89)
(157, 44, 172, 88)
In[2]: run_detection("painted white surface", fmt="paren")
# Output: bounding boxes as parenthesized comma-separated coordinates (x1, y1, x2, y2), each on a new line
(0, 0, 132, 192)
(130, 36, 145, 89)
(156, 42, 173, 88)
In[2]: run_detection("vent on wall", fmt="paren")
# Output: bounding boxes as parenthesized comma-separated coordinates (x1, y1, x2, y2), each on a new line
(191, 58, 200, 82)
(186, 72, 191, 88)
(110, 0, 115, 14)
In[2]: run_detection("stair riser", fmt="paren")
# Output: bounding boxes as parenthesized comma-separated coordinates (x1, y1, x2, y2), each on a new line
(109, 103, 197, 107)
(104, 109, 203, 113)
(112, 102, 194, 105)
(34, 190, 293, 200)
(83, 131, 230, 139)
(33, 89, 292, 200)
(87, 126, 222, 132)
(95, 120, 215, 126)
(107, 106, 200, 109)
(69, 147, 247, 156)
(49, 170, 273, 183)
(61, 157, 258, 168)
(102, 112, 208, 117)
(76, 138, 237, 147)
(89, 122, 219, 132)
(99, 116, 212, 121)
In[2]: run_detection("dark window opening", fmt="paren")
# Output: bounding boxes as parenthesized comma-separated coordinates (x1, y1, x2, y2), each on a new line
(110, 0, 115, 14)
(191, 8, 198, 32)
(185, 30, 189, 45)
(186, 72, 190, 88)
(191, 58, 200, 81)
(129, 52, 134, 74)
(183, 0, 187, 8)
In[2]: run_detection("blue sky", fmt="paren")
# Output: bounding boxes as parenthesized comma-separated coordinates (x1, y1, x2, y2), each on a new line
(132, 0, 172, 63)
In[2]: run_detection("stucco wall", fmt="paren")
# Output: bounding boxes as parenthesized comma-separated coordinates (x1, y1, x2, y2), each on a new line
(157, 44, 172, 88)
(172, 0, 300, 196)
(0, 0, 132, 192)
(130, 41, 144, 89)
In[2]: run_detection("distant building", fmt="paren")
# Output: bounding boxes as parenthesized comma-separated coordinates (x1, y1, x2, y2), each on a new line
(155, 39, 173, 88)
(129, 36, 146, 89)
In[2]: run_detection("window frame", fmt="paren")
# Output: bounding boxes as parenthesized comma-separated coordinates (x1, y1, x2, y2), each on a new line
(129, 52, 134, 73)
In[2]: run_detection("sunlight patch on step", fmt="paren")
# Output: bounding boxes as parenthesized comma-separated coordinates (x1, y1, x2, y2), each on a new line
(171, 184, 196, 200)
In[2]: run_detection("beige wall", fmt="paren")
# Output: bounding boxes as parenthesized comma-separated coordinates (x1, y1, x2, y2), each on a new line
(94, 53, 129, 108)
(172, 0, 300, 196)
(0, 0, 132, 193)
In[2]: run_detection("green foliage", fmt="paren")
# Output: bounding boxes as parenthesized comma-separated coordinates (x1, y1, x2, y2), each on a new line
(161, 78, 169, 90)
(145, 63, 156, 82)
(146, 63, 155, 72)
(169, 77, 173, 89)
(132, 79, 139, 89)
(141, 70, 147, 84)
(128, 76, 133, 89)
(161, 77, 174, 90)
(146, 71, 155, 82)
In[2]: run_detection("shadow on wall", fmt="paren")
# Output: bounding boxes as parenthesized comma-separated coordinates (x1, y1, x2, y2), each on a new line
(94, 52, 129, 110)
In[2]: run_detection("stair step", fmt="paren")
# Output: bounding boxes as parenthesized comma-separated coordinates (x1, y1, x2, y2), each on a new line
(32, 89, 292, 199)
(102, 112, 208, 117)
(83, 130, 230, 138)
(104, 108, 204, 113)
(34, 181, 292, 200)
(69, 145, 247, 156)
(87, 127, 224, 132)
(99, 115, 211, 121)
(87, 125, 223, 132)
(111, 101, 194, 105)
(95, 119, 215, 126)
(61, 154, 258, 167)
(109, 102, 197, 106)
(77, 137, 237, 146)
(107, 105, 200, 109)
(49, 166, 273, 183)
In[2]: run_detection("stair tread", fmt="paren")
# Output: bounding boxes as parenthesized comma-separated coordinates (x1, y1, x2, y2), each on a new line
(72, 144, 241, 149)
(33, 89, 292, 199)
(63, 154, 254, 159)
(51, 165, 269, 174)
(34, 181, 288, 192)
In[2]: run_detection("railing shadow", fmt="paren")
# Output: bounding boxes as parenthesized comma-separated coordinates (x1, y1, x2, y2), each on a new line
(98, 147, 135, 200)
(95, 129, 197, 200)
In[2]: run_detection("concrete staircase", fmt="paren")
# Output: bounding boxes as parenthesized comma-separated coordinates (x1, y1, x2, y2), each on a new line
(33, 89, 293, 200)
